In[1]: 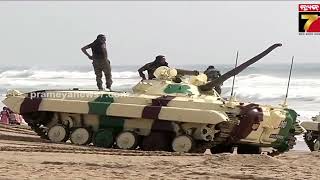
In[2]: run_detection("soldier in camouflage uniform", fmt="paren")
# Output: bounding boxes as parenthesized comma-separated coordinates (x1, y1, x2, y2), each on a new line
(204, 65, 222, 94)
(138, 55, 169, 80)
(81, 34, 112, 90)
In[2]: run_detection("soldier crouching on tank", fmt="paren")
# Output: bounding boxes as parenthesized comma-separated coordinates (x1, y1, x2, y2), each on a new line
(138, 55, 169, 80)
(81, 34, 112, 90)
(204, 65, 222, 94)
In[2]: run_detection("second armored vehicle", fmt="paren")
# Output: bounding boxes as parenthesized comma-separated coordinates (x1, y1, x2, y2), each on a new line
(301, 113, 320, 151)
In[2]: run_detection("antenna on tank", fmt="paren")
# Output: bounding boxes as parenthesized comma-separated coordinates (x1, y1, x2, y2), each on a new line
(282, 56, 294, 107)
(230, 51, 239, 98)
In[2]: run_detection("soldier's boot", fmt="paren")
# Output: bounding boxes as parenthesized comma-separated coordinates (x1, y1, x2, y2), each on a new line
(97, 83, 103, 91)
(106, 77, 112, 90)
(106, 82, 112, 91)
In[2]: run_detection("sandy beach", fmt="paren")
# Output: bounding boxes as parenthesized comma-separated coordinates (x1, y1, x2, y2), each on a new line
(0, 125, 319, 180)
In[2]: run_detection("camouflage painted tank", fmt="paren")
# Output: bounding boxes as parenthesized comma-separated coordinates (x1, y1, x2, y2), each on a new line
(2, 43, 304, 154)
(301, 113, 320, 151)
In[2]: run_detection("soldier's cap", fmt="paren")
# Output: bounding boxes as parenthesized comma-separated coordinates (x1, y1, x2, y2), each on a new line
(208, 65, 215, 69)
(155, 55, 165, 61)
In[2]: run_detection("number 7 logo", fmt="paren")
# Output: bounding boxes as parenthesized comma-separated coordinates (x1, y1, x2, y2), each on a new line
(302, 14, 319, 31)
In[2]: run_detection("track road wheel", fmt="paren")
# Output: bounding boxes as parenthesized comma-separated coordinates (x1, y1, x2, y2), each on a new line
(172, 135, 194, 153)
(314, 140, 320, 151)
(304, 131, 320, 151)
(93, 129, 114, 148)
(237, 144, 261, 154)
(47, 124, 69, 143)
(70, 127, 92, 145)
(211, 144, 234, 154)
(115, 131, 139, 150)
(141, 132, 171, 151)
(305, 131, 314, 142)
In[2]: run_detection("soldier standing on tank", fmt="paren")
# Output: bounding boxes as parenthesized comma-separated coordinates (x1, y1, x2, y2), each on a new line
(204, 65, 222, 94)
(138, 55, 169, 80)
(81, 34, 112, 90)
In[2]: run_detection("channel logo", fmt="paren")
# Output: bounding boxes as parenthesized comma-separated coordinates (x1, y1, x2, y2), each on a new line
(299, 4, 320, 34)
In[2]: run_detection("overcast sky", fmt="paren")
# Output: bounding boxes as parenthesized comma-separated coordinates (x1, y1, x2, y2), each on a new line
(0, 1, 319, 66)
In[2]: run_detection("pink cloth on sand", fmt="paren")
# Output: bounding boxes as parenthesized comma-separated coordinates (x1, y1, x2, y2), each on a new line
(0, 110, 9, 125)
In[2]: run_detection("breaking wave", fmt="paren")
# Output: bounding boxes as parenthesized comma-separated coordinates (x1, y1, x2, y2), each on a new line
(0, 69, 139, 79)
(0, 69, 319, 103)
(222, 74, 320, 103)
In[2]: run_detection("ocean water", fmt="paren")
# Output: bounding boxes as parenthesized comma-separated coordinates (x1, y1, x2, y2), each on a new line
(0, 63, 319, 122)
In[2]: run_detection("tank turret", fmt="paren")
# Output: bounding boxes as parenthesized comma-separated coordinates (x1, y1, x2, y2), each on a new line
(133, 43, 283, 97)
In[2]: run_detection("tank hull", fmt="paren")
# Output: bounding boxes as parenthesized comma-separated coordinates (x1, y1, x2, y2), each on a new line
(3, 89, 301, 154)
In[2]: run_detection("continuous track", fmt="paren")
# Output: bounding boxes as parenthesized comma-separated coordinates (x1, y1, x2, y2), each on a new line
(0, 124, 293, 156)
(0, 124, 202, 156)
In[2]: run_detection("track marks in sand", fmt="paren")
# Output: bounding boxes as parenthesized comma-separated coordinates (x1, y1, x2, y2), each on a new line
(1, 125, 320, 179)
(0, 134, 48, 143)
(41, 161, 132, 169)
(0, 141, 204, 157)
(1, 151, 320, 180)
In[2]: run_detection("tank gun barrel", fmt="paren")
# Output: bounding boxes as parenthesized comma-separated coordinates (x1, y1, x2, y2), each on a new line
(199, 43, 282, 91)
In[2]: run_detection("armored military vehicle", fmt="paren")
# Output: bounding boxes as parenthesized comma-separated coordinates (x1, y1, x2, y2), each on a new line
(2, 43, 304, 154)
(301, 113, 320, 151)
